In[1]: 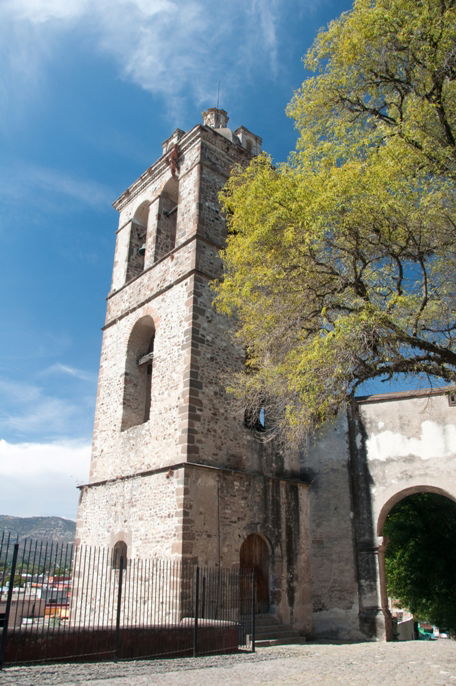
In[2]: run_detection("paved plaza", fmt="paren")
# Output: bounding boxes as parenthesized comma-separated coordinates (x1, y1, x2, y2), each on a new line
(1, 640, 456, 685)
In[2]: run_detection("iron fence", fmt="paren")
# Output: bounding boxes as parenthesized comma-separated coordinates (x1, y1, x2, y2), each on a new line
(0, 533, 255, 666)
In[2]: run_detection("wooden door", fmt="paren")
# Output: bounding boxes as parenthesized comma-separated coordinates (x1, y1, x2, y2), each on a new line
(240, 534, 269, 613)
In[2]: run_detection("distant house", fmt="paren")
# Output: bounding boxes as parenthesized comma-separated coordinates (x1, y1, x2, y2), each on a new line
(0, 597, 45, 628)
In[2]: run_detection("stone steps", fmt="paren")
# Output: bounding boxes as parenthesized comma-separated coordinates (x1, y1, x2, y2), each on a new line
(254, 613, 306, 647)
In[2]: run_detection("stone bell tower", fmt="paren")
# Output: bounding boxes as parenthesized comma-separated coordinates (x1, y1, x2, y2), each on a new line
(76, 108, 311, 629)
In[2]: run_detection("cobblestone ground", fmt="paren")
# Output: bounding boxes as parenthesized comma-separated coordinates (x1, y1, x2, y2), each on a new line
(1, 641, 456, 686)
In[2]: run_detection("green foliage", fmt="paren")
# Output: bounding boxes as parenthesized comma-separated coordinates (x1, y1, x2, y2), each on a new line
(290, 0, 456, 178)
(215, 0, 456, 439)
(384, 493, 456, 631)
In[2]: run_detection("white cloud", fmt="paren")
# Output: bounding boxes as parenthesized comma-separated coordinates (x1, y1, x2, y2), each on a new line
(0, 393, 76, 436)
(0, 162, 113, 211)
(0, 377, 94, 440)
(39, 363, 97, 383)
(0, 438, 91, 519)
(3, 0, 89, 23)
(0, 0, 296, 119)
(0, 438, 90, 479)
(249, 0, 279, 77)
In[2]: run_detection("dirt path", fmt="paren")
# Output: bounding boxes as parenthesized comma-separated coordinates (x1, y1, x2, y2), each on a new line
(1, 640, 456, 685)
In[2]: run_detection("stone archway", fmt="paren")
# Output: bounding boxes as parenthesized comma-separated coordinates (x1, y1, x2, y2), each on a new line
(377, 485, 456, 536)
(377, 486, 456, 640)
(240, 533, 270, 613)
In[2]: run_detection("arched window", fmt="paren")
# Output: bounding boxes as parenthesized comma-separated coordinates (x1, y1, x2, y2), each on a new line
(126, 202, 149, 282)
(154, 178, 178, 262)
(112, 540, 128, 570)
(121, 316, 155, 431)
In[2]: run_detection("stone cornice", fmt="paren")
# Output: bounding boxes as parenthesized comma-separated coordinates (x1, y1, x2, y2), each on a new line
(103, 234, 223, 330)
(103, 268, 220, 332)
(112, 125, 203, 211)
(112, 123, 252, 213)
(356, 385, 456, 405)
(77, 460, 309, 490)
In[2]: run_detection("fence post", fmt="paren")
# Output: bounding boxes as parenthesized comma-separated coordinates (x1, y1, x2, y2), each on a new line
(201, 574, 206, 619)
(0, 542, 19, 669)
(115, 556, 124, 660)
(251, 569, 256, 653)
(193, 566, 200, 657)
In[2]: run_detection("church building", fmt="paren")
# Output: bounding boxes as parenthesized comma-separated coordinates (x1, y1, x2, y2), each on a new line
(76, 109, 456, 641)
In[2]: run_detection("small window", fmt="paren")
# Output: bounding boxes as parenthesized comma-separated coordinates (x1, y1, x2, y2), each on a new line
(258, 407, 266, 430)
(112, 541, 127, 570)
(244, 406, 266, 432)
(448, 391, 456, 407)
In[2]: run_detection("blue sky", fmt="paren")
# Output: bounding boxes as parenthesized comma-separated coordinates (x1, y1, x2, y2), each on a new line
(1, 0, 433, 521)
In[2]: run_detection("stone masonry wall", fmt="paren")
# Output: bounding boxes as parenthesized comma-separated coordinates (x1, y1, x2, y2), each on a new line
(300, 387, 456, 641)
(348, 388, 456, 639)
(181, 464, 311, 632)
(300, 413, 363, 641)
(355, 389, 456, 529)
(89, 277, 192, 482)
(76, 469, 185, 556)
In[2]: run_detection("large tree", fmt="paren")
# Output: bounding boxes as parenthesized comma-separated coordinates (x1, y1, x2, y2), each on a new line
(215, 0, 456, 439)
(384, 493, 456, 632)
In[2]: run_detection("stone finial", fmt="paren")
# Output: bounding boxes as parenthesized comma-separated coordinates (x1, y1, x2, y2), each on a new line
(202, 108, 229, 129)
(235, 126, 262, 156)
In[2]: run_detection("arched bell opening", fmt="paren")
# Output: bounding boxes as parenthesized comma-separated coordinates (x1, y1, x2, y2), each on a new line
(121, 316, 155, 431)
(154, 177, 178, 262)
(126, 201, 149, 282)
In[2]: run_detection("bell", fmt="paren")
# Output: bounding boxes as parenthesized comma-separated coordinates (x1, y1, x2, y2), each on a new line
(138, 243, 146, 256)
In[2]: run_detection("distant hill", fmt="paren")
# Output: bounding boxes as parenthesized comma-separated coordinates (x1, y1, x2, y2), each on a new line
(0, 515, 76, 545)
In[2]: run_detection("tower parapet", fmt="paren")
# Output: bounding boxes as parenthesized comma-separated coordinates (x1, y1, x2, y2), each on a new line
(201, 107, 263, 155)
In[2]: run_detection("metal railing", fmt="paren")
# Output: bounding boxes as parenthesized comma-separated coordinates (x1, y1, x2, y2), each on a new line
(0, 533, 255, 666)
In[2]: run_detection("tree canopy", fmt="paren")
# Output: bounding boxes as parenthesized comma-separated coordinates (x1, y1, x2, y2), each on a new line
(215, 0, 456, 439)
(384, 493, 456, 632)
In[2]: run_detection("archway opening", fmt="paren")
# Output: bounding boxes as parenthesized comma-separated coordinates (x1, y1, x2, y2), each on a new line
(155, 177, 178, 262)
(240, 534, 270, 613)
(121, 316, 155, 431)
(126, 202, 149, 282)
(112, 540, 128, 570)
(380, 490, 456, 639)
